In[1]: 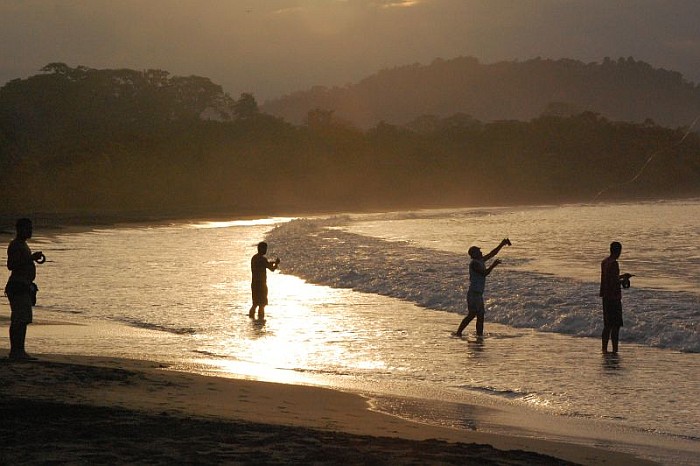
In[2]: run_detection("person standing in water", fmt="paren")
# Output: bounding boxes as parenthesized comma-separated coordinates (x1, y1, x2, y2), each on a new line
(248, 241, 280, 321)
(5, 218, 46, 360)
(453, 238, 511, 337)
(600, 241, 632, 354)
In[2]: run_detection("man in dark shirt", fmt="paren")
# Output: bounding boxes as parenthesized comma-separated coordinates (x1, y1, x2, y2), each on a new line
(248, 242, 280, 321)
(5, 218, 45, 360)
(600, 241, 632, 354)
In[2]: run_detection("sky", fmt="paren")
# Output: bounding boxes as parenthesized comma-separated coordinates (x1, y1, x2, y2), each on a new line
(1, 0, 699, 103)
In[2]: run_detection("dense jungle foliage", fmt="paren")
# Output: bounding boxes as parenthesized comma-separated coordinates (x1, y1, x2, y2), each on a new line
(1, 64, 699, 217)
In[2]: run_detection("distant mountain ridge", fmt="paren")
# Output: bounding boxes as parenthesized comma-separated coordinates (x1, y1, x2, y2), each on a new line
(261, 56, 700, 129)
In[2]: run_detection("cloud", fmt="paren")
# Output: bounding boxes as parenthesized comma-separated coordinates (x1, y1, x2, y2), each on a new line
(376, 0, 422, 8)
(272, 7, 305, 15)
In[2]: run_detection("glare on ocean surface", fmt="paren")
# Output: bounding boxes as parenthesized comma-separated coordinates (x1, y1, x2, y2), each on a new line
(12, 202, 700, 466)
(191, 217, 296, 229)
(191, 272, 379, 383)
(195, 358, 317, 385)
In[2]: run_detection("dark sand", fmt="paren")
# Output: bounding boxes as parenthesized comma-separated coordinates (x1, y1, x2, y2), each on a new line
(0, 354, 653, 465)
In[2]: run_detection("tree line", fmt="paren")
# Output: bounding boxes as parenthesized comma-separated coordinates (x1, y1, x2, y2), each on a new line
(1, 64, 698, 217)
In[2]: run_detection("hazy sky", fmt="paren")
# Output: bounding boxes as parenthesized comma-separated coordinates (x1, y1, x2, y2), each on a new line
(2, 0, 699, 102)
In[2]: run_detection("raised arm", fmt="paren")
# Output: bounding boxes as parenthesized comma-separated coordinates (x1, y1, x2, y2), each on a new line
(485, 259, 502, 276)
(483, 238, 510, 261)
(471, 258, 502, 277)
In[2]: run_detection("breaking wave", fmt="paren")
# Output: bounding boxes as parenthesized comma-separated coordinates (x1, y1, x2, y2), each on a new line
(267, 217, 699, 353)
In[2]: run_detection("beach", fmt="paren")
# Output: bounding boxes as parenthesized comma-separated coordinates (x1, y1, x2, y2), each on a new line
(1, 335, 649, 465)
(2, 203, 698, 465)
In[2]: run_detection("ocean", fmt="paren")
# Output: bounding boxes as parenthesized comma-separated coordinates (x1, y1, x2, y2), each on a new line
(4, 199, 699, 465)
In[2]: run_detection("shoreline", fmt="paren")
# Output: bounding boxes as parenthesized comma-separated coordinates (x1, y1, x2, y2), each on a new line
(2, 297, 697, 464)
(2, 203, 697, 464)
(0, 351, 654, 465)
(2, 195, 699, 235)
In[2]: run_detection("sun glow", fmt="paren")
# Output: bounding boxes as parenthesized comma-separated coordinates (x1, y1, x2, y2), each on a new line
(187, 273, 357, 386)
(380, 0, 421, 8)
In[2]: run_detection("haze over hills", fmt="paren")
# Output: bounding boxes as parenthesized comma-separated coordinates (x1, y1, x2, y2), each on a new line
(261, 56, 700, 130)
(0, 62, 699, 218)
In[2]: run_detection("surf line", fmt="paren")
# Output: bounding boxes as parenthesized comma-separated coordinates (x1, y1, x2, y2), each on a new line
(593, 115, 700, 201)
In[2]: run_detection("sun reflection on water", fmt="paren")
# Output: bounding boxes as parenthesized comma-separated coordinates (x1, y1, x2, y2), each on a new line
(192, 358, 317, 385)
(24, 207, 700, 455)
(190, 217, 296, 229)
(190, 272, 368, 385)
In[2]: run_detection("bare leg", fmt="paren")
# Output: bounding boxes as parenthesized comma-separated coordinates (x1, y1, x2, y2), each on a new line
(258, 305, 265, 321)
(248, 305, 256, 318)
(611, 326, 620, 353)
(475, 314, 484, 336)
(18, 324, 27, 354)
(9, 322, 28, 358)
(455, 311, 477, 336)
(602, 326, 611, 353)
(9, 323, 18, 356)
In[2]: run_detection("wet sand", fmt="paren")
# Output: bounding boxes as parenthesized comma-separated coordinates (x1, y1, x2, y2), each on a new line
(0, 350, 653, 465)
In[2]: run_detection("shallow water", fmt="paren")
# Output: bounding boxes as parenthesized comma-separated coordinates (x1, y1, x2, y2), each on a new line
(3, 200, 699, 465)
(340, 200, 700, 295)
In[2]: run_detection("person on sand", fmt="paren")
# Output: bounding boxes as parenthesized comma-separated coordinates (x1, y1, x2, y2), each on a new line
(453, 238, 510, 338)
(4, 218, 46, 360)
(600, 241, 632, 354)
(248, 241, 280, 321)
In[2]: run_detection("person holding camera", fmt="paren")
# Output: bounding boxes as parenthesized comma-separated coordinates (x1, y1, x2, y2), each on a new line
(600, 241, 633, 354)
(248, 241, 280, 321)
(5, 218, 45, 360)
(453, 238, 511, 337)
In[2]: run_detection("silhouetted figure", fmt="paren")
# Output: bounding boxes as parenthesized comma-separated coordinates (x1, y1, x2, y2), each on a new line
(453, 239, 510, 337)
(4, 218, 45, 360)
(248, 242, 280, 321)
(600, 241, 632, 353)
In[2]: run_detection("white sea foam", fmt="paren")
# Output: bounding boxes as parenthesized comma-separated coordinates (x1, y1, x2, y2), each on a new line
(267, 215, 700, 353)
(17, 210, 699, 464)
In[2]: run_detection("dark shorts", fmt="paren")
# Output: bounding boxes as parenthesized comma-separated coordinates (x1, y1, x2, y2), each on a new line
(251, 281, 268, 306)
(467, 291, 485, 317)
(603, 298, 623, 328)
(9, 292, 33, 324)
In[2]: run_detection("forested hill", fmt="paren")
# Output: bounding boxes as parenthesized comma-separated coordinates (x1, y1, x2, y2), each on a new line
(1, 64, 699, 218)
(261, 56, 700, 129)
